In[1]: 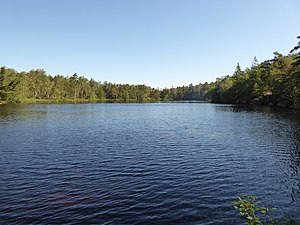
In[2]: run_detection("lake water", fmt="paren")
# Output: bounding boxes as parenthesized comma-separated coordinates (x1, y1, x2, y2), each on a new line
(0, 103, 299, 224)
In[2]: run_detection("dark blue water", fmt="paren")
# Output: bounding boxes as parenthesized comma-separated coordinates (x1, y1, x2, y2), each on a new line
(0, 103, 299, 224)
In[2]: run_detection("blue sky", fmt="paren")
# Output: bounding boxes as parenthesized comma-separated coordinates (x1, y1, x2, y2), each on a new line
(1, 0, 299, 88)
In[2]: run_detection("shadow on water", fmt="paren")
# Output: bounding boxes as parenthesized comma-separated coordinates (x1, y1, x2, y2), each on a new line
(166, 100, 210, 104)
(215, 104, 300, 119)
(0, 104, 49, 123)
(216, 104, 300, 204)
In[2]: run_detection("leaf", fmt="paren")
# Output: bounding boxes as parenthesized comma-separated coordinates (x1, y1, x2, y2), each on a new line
(251, 217, 260, 223)
(247, 216, 253, 220)
(248, 196, 256, 201)
(261, 209, 267, 214)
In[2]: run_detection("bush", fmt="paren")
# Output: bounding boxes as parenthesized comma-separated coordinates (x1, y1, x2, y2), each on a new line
(233, 195, 300, 225)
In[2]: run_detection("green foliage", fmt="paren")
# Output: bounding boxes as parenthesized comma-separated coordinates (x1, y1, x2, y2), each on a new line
(160, 37, 300, 108)
(208, 52, 300, 108)
(0, 67, 161, 103)
(160, 82, 213, 101)
(233, 195, 278, 225)
(233, 195, 300, 225)
(290, 36, 300, 67)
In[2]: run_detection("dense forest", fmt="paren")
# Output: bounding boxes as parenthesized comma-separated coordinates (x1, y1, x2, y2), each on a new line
(1, 37, 300, 108)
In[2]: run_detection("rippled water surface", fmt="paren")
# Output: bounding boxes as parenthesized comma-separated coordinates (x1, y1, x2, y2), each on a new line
(0, 103, 300, 224)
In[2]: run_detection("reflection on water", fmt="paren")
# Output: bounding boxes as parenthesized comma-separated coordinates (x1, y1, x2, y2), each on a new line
(0, 103, 299, 224)
(216, 104, 300, 204)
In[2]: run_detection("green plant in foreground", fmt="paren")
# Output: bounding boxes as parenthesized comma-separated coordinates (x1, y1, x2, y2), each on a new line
(233, 195, 278, 225)
(233, 195, 300, 225)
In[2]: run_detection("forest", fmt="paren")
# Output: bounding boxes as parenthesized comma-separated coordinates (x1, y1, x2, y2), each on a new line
(1, 37, 299, 108)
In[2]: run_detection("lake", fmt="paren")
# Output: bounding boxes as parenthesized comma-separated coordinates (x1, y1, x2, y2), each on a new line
(0, 103, 299, 224)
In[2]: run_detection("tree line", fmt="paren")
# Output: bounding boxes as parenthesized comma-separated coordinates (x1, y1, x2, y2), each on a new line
(0, 66, 214, 104)
(0, 69, 161, 103)
(209, 51, 300, 108)
(1, 37, 299, 107)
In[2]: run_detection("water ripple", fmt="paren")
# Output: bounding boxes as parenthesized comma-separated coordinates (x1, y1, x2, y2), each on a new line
(0, 103, 299, 224)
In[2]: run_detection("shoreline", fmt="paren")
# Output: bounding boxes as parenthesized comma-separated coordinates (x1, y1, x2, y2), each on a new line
(1, 99, 298, 111)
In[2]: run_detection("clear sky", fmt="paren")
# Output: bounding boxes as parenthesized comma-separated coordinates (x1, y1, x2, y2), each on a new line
(1, 0, 299, 88)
